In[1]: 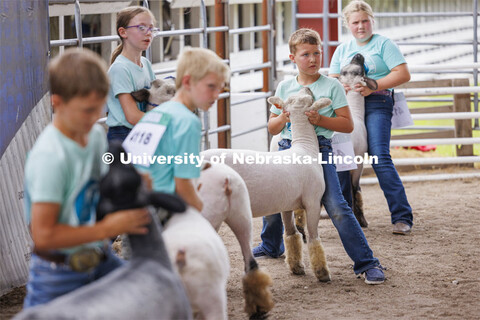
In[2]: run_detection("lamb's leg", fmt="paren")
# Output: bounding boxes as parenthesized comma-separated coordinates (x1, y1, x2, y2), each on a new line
(281, 210, 305, 275)
(193, 283, 228, 320)
(305, 205, 331, 282)
(224, 216, 274, 317)
(350, 164, 368, 228)
(294, 209, 307, 243)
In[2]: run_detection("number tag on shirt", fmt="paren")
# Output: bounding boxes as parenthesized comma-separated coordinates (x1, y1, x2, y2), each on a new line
(122, 112, 171, 167)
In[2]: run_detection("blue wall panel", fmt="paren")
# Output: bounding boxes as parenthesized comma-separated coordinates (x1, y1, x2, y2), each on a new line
(0, 0, 49, 158)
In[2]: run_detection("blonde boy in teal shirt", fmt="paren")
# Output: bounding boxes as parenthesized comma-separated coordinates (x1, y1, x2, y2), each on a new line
(125, 47, 229, 212)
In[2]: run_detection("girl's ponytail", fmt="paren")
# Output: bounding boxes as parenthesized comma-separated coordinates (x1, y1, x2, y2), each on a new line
(110, 42, 123, 65)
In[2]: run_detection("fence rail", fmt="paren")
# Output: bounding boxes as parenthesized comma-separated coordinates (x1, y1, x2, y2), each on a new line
(50, 0, 277, 149)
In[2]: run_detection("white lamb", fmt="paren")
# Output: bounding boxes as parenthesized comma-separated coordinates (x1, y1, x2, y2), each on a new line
(162, 207, 231, 320)
(202, 87, 332, 282)
(338, 53, 378, 228)
(131, 78, 176, 111)
(131, 80, 274, 318)
(197, 162, 274, 318)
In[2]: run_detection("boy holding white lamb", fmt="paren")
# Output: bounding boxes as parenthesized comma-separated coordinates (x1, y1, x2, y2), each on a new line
(254, 28, 385, 284)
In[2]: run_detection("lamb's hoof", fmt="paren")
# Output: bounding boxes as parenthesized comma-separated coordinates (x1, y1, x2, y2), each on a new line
(354, 191, 368, 228)
(315, 268, 331, 282)
(296, 225, 307, 244)
(354, 210, 368, 228)
(249, 312, 269, 320)
(291, 263, 306, 275)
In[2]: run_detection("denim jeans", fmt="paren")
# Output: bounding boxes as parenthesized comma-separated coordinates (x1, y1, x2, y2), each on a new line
(337, 170, 353, 209)
(23, 249, 124, 308)
(365, 93, 413, 226)
(258, 137, 380, 274)
(107, 126, 131, 142)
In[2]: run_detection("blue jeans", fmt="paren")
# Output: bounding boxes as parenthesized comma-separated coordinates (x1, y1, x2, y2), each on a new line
(337, 170, 353, 209)
(107, 126, 131, 142)
(23, 249, 124, 308)
(258, 137, 380, 274)
(365, 93, 413, 226)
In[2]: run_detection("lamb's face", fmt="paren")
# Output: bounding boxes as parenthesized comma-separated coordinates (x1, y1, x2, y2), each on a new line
(149, 79, 176, 106)
(338, 53, 378, 90)
(284, 87, 314, 113)
(339, 63, 365, 87)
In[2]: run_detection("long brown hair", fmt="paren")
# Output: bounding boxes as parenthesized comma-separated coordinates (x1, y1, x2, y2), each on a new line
(110, 6, 155, 64)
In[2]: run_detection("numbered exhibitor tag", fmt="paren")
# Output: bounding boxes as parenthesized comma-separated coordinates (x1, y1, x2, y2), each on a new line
(331, 132, 357, 172)
(391, 92, 414, 129)
(122, 112, 171, 167)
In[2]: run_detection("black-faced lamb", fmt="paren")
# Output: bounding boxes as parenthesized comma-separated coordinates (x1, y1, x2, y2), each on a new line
(338, 53, 377, 228)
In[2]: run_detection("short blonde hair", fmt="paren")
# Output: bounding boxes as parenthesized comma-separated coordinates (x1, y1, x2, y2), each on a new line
(342, 0, 375, 26)
(288, 28, 322, 54)
(49, 48, 109, 102)
(175, 47, 230, 89)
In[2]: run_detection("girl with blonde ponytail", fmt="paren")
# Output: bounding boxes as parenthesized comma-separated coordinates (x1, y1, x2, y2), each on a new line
(329, 0, 413, 235)
(106, 6, 157, 142)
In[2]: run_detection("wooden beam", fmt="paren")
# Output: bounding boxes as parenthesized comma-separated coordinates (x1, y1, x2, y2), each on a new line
(453, 78, 473, 158)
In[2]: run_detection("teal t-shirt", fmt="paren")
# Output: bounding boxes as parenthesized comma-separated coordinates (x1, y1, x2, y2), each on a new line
(24, 124, 108, 253)
(135, 101, 202, 194)
(329, 34, 406, 83)
(106, 55, 156, 128)
(270, 75, 348, 139)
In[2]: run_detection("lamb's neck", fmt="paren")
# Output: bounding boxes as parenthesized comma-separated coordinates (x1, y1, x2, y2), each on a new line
(128, 210, 173, 269)
(346, 91, 365, 121)
(290, 114, 319, 154)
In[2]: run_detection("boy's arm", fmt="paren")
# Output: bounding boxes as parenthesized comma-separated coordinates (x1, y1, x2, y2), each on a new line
(268, 111, 290, 135)
(118, 93, 145, 126)
(175, 178, 203, 212)
(304, 106, 354, 133)
(31, 202, 151, 251)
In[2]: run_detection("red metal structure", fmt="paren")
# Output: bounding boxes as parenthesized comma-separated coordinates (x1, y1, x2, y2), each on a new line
(297, 0, 339, 67)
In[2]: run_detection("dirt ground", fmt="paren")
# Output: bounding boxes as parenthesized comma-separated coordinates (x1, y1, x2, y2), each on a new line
(2, 172, 480, 320)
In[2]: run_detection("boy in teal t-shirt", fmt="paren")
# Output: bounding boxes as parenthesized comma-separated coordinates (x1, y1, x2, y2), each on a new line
(124, 47, 230, 212)
(254, 28, 386, 285)
(23, 48, 151, 308)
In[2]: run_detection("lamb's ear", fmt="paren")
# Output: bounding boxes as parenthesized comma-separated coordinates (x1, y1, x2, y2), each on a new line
(131, 89, 150, 102)
(267, 96, 285, 110)
(151, 78, 165, 88)
(311, 98, 332, 111)
(364, 77, 378, 91)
